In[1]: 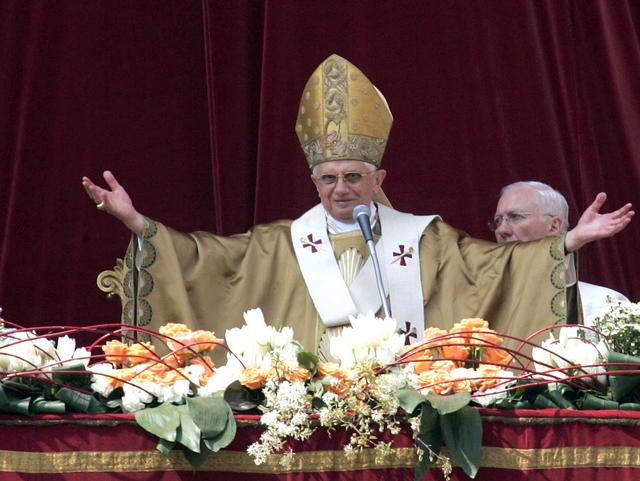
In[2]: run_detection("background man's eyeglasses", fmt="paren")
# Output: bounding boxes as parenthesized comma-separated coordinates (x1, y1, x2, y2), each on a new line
(488, 212, 554, 231)
(313, 171, 375, 185)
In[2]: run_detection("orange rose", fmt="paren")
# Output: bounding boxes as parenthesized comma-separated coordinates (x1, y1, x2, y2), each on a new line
(285, 366, 312, 384)
(418, 370, 454, 396)
(468, 328, 503, 347)
(452, 377, 472, 393)
(189, 355, 216, 371)
(440, 343, 470, 361)
(327, 378, 350, 397)
(188, 330, 221, 353)
(199, 370, 217, 387)
(156, 369, 180, 385)
(159, 323, 192, 338)
(422, 327, 448, 349)
(402, 344, 428, 361)
(163, 352, 187, 369)
(472, 364, 502, 391)
(482, 347, 512, 365)
(239, 367, 267, 390)
(454, 318, 489, 331)
(113, 367, 140, 388)
(133, 369, 157, 384)
(429, 360, 458, 372)
(145, 361, 170, 375)
(159, 323, 192, 351)
(317, 362, 345, 379)
(401, 346, 434, 374)
(265, 366, 284, 383)
(103, 340, 129, 365)
(126, 342, 156, 366)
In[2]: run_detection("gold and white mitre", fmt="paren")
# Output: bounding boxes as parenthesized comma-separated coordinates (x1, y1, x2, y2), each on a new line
(295, 53, 393, 170)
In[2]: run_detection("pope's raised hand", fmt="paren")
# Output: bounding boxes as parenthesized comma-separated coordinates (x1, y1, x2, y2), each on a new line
(82, 171, 145, 236)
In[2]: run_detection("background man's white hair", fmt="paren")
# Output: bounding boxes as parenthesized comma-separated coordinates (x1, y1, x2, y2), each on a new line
(501, 181, 569, 232)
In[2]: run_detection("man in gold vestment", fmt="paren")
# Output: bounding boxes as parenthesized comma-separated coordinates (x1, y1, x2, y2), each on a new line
(83, 55, 633, 364)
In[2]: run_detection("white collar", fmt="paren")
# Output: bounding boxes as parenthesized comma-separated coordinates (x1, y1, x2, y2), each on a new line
(326, 202, 378, 234)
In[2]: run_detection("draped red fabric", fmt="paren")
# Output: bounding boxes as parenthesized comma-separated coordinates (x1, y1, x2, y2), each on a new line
(0, 1, 638, 331)
(0, 1, 214, 331)
(1, 411, 640, 480)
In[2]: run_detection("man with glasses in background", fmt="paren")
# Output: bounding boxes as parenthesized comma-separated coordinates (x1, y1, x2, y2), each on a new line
(83, 55, 633, 362)
(491, 181, 630, 322)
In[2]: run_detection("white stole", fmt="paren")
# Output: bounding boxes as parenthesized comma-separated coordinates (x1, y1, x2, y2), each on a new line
(291, 203, 437, 339)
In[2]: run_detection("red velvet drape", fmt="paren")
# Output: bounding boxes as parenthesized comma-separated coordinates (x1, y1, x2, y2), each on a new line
(0, 1, 638, 331)
(0, 1, 215, 332)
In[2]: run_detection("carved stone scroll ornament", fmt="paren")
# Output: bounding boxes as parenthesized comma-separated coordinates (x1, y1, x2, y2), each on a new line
(96, 258, 129, 325)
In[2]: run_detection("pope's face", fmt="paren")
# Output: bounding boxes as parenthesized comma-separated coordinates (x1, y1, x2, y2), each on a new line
(311, 160, 386, 223)
(494, 186, 561, 242)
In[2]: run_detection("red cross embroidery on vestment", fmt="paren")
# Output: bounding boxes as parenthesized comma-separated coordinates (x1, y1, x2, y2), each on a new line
(392, 245, 414, 266)
(301, 234, 324, 253)
(400, 321, 418, 346)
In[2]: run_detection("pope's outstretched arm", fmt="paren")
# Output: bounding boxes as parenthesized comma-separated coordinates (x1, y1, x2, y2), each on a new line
(82, 170, 145, 237)
(564, 192, 634, 252)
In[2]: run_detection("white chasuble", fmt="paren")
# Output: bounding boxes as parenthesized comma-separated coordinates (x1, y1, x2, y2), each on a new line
(291, 203, 437, 340)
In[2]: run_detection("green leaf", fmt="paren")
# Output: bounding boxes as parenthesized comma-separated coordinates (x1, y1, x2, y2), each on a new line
(439, 405, 482, 479)
(175, 404, 202, 453)
(544, 390, 576, 410)
(607, 351, 640, 401)
(0, 380, 42, 397)
(223, 380, 260, 412)
(55, 387, 92, 412)
(32, 398, 67, 414)
(157, 437, 175, 456)
(426, 391, 471, 415)
(203, 413, 237, 452)
(579, 393, 619, 410)
(135, 403, 181, 442)
(414, 402, 442, 481)
(0, 385, 36, 415)
(187, 395, 228, 439)
(396, 388, 426, 416)
(297, 350, 319, 375)
(531, 394, 559, 409)
(0, 386, 10, 409)
(182, 440, 212, 469)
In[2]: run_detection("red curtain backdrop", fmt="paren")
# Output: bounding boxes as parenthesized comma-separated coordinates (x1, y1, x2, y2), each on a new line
(1, 0, 639, 331)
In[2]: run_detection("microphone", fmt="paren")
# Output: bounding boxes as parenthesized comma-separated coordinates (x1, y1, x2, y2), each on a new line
(352, 204, 374, 243)
(352, 204, 392, 318)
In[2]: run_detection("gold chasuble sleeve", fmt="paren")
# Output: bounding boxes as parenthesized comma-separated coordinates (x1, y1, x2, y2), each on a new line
(122, 218, 320, 366)
(419, 219, 575, 349)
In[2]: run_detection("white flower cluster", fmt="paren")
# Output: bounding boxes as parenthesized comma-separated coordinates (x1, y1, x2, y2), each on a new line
(317, 367, 406, 460)
(329, 311, 404, 369)
(0, 330, 89, 374)
(589, 298, 640, 358)
(247, 379, 313, 466)
(206, 308, 302, 395)
(226, 308, 295, 363)
(532, 326, 608, 388)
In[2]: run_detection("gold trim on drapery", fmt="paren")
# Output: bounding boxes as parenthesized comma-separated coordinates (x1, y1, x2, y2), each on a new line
(2, 446, 640, 474)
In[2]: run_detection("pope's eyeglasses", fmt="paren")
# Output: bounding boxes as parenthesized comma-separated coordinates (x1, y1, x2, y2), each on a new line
(313, 171, 375, 186)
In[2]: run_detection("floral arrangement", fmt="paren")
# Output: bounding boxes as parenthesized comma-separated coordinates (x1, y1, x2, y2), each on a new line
(589, 298, 640, 358)
(2, 305, 640, 480)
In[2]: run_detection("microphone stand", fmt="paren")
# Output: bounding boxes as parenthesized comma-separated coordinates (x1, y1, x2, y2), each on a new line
(352, 205, 392, 319)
